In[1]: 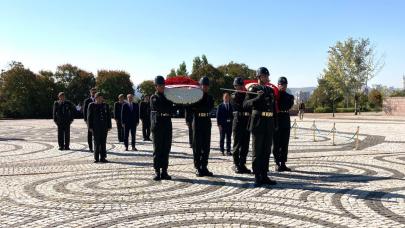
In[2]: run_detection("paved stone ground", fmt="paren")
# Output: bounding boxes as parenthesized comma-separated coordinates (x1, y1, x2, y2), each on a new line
(0, 114, 404, 227)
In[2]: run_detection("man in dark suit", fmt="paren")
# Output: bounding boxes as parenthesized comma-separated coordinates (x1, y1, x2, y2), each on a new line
(87, 92, 112, 163)
(139, 95, 151, 141)
(83, 87, 97, 152)
(216, 92, 233, 156)
(121, 94, 139, 151)
(53, 92, 75, 150)
(114, 94, 125, 142)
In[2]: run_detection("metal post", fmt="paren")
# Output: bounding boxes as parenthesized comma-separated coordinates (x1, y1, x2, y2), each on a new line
(312, 120, 316, 142)
(293, 119, 297, 139)
(332, 122, 336, 146)
(355, 126, 360, 150)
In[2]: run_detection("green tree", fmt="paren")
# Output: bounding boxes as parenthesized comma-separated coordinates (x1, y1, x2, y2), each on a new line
(176, 61, 188, 76)
(137, 80, 155, 97)
(217, 61, 255, 79)
(192, 56, 202, 74)
(323, 38, 384, 109)
(368, 89, 383, 109)
(96, 70, 134, 105)
(167, 68, 177, 78)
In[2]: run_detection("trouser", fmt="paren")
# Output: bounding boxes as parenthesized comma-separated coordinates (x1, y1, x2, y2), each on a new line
(187, 122, 193, 146)
(57, 124, 70, 148)
(94, 130, 108, 161)
(124, 125, 136, 149)
(299, 110, 304, 120)
(232, 120, 250, 167)
(219, 124, 232, 152)
(152, 120, 172, 170)
(273, 127, 290, 164)
(142, 120, 151, 140)
(87, 129, 93, 150)
(251, 128, 274, 176)
(116, 121, 124, 142)
(192, 120, 211, 169)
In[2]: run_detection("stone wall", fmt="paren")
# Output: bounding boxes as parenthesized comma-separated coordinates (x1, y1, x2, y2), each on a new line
(383, 97, 405, 115)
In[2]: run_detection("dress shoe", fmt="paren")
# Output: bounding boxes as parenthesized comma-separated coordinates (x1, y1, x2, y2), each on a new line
(195, 169, 204, 177)
(64, 147, 70, 150)
(94, 160, 99, 163)
(58, 147, 64, 151)
(202, 168, 213, 177)
(132, 147, 138, 151)
(100, 159, 109, 163)
(240, 165, 252, 174)
(281, 163, 291, 172)
(125, 147, 129, 151)
(262, 176, 277, 185)
(226, 151, 232, 156)
(153, 170, 161, 181)
(160, 170, 172, 180)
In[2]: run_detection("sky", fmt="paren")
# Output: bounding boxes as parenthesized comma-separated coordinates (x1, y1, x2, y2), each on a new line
(0, 0, 404, 88)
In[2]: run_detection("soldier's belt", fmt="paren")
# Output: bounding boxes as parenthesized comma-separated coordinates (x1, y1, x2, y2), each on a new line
(278, 110, 289, 113)
(252, 110, 273, 117)
(233, 111, 250, 117)
(197, 113, 210, 117)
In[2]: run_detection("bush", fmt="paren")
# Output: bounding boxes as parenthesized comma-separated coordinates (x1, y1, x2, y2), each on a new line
(314, 107, 332, 113)
(336, 107, 355, 113)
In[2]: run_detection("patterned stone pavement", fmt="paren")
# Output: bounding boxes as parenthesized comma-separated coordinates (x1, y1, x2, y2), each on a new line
(0, 114, 404, 227)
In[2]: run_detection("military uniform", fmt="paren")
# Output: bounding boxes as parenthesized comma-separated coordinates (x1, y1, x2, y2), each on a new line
(83, 96, 95, 151)
(273, 77, 294, 171)
(150, 75, 174, 181)
(114, 101, 124, 142)
(231, 91, 251, 173)
(53, 100, 75, 150)
(87, 102, 112, 162)
(243, 67, 277, 186)
(191, 78, 214, 176)
(184, 107, 193, 148)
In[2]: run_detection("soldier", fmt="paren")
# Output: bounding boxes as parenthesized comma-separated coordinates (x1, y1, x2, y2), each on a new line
(184, 107, 193, 148)
(230, 77, 252, 174)
(114, 94, 125, 142)
(299, 101, 305, 120)
(191, 76, 214, 177)
(83, 87, 97, 152)
(121, 94, 140, 151)
(53, 92, 75, 150)
(150, 76, 173, 181)
(216, 92, 233, 156)
(140, 95, 151, 141)
(243, 67, 277, 187)
(273, 77, 294, 172)
(87, 92, 112, 163)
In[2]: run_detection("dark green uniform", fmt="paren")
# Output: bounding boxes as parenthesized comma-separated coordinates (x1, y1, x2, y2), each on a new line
(191, 92, 214, 175)
(53, 100, 75, 150)
(150, 92, 173, 175)
(231, 92, 251, 173)
(273, 90, 294, 167)
(87, 102, 112, 162)
(243, 84, 277, 185)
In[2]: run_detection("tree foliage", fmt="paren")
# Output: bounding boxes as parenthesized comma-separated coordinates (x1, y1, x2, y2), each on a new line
(137, 80, 155, 97)
(96, 70, 134, 105)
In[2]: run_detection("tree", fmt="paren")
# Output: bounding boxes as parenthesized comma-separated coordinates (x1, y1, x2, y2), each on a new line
(323, 38, 384, 110)
(217, 61, 255, 79)
(176, 61, 188, 76)
(167, 68, 177, 78)
(96, 70, 134, 105)
(368, 89, 383, 109)
(192, 56, 202, 74)
(0, 62, 55, 118)
(137, 80, 155, 97)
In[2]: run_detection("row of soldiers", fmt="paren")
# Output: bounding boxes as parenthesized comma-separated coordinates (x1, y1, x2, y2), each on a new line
(52, 66, 294, 187)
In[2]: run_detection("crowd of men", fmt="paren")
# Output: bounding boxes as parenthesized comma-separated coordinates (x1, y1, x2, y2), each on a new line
(52, 67, 294, 187)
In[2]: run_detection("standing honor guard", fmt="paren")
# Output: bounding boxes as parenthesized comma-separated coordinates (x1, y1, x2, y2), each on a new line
(114, 94, 125, 142)
(216, 92, 233, 156)
(87, 92, 112, 163)
(184, 107, 193, 148)
(83, 87, 97, 152)
(243, 67, 277, 187)
(273, 77, 294, 172)
(150, 76, 174, 181)
(139, 95, 151, 141)
(121, 94, 139, 151)
(191, 76, 214, 177)
(230, 77, 252, 174)
(53, 92, 75, 150)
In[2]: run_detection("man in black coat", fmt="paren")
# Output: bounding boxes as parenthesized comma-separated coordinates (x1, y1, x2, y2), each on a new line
(273, 77, 294, 172)
(184, 107, 193, 148)
(83, 87, 97, 152)
(216, 92, 233, 156)
(87, 92, 112, 163)
(191, 76, 215, 177)
(121, 94, 139, 151)
(114, 94, 125, 142)
(139, 95, 151, 141)
(231, 77, 252, 174)
(243, 67, 277, 187)
(53, 92, 75, 150)
(150, 76, 174, 181)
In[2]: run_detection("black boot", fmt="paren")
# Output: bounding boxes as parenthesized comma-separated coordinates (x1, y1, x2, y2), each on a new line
(254, 174, 263, 187)
(240, 165, 252, 174)
(262, 175, 277, 185)
(196, 169, 204, 177)
(281, 163, 291, 172)
(161, 169, 172, 180)
(202, 167, 213, 176)
(153, 169, 161, 181)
